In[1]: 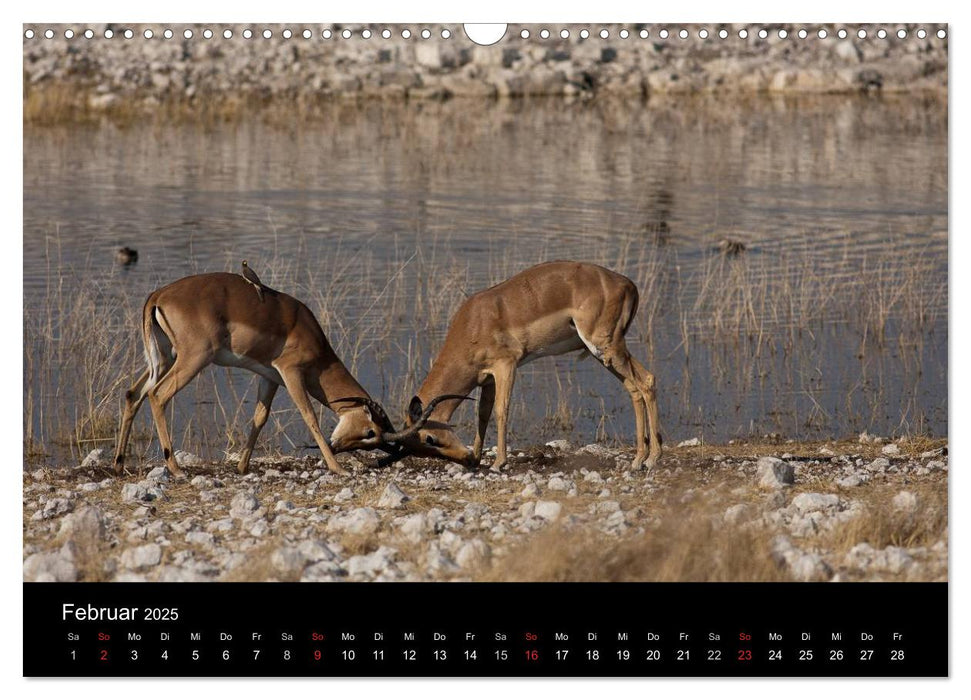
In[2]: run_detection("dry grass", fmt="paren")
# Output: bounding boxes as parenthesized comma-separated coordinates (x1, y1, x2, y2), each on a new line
(480, 512, 782, 582)
(814, 482, 947, 552)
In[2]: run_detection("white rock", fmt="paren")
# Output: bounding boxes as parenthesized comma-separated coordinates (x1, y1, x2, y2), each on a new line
(534, 501, 563, 521)
(791, 493, 840, 513)
(229, 492, 260, 518)
(789, 553, 832, 582)
(147, 466, 171, 482)
(884, 546, 914, 573)
(377, 482, 410, 509)
(395, 513, 428, 543)
(120, 543, 163, 571)
(333, 487, 356, 503)
(757, 457, 795, 489)
(677, 437, 701, 447)
(121, 483, 150, 502)
(190, 476, 214, 489)
(583, 470, 603, 484)
(519, 502, 536, 518)
(185, 531, 214, 547)
(274, 500, 295, 512)
(270, 547, 308, 577)
(57, 506, 106, 542)
(35, 497, 75, 519)
(867, 457, 890, 471)
(545, 439, 571, 451)
(881, 443, 901, 456)
(80, 449, 104, 468)
(521, 482, 540, 498)
(297, 540, 338, 563)
(594, 500, 621, 514)
(175, 450, 204, 467)
(547, 476, 572, 491)
(23, 543, 78, 582)
(837, 474, 863, 488)
(456, 539, 491, 569)
(327, 507, 380, 536)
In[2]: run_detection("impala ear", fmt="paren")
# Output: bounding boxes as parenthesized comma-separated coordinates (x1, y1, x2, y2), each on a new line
(408, 396, 424, 424)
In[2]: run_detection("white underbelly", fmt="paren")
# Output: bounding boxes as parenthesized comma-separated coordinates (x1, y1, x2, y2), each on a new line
(519, 336, 586, 366)
(213, 349, 283, 384)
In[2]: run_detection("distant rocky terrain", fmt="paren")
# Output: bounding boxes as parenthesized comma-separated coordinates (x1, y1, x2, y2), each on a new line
(23, 23, 947, 118)
(24, 437, 947, 583)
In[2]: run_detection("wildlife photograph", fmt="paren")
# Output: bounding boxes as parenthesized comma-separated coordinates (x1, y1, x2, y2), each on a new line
(23, 24, 947, 584)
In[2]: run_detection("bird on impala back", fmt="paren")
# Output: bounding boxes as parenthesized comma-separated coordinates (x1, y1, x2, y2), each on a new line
(241, 260, 265, 302)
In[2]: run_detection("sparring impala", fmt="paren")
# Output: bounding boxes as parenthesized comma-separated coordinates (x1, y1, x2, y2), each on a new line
(114, 270, 453, 478)
(393, 261, 662, 472)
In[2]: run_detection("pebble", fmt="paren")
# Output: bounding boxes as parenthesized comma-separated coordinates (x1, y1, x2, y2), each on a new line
(229, 492, 260, 518)
(757, 457, 795, 489)
(327, 507, 380, 536)
(791, 493, 841, 513)
(534, 501, 563, 521)
(520, 483, 540, 498)
(333, 487, 356, 503)
(120, 543, 163, 571)
(23, 543, 78, 582)
(80, 449, 104, 468)
(57, 505, 106, 542)
(377, 482, 410, 509)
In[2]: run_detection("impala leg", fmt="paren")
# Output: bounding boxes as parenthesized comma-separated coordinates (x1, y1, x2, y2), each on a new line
(114, 368, 152, 474)
(278, 367, 348, 476)
(626, 355, 663, 471)
(471, 380, 496, 469)
(145, 353, 210, 478)
(605, 365, 650, 471)
(236, 377, 279, 475)
(491, 363, 516, 471)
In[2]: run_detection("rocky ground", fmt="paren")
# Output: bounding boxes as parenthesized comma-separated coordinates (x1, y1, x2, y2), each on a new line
(24, 436, 947, 584)
(23, 23, 947, 123)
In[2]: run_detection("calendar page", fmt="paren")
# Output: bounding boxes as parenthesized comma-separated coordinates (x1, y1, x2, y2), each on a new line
(22, 21, 948, 677)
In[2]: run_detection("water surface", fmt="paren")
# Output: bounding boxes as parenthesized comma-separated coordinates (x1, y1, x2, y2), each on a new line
(23, 96, 948, 462)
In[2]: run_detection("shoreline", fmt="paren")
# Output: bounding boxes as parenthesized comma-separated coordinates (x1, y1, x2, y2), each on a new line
(24, 23, 948, 125)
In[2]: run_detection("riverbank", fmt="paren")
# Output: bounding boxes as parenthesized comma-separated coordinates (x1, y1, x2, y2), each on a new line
(23, 23, 947, 124)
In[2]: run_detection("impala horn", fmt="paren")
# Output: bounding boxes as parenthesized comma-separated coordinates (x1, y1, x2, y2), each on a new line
(328, 396, 397, 434)
(381, 394, 471, 443)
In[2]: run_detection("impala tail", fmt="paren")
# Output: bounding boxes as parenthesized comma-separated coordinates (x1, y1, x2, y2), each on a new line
(141, 302, 173, 389)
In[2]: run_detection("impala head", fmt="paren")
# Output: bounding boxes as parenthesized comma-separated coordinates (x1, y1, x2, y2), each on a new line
(327, 397, 398, 453)
(387, 395, 477, 467)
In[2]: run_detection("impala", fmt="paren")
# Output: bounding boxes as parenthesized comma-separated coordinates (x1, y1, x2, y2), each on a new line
(113, 271, 449, 478)
(392, 261, 662, 472)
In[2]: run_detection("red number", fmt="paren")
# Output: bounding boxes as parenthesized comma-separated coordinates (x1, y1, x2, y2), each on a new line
(738, 649, 752, 661)
(525, 649, 539, 661)
(99, 649, 108, 662)
(314, 649, 321, 661)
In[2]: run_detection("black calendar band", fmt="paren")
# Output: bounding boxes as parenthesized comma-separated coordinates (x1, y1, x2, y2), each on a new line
(24, 582, 947, 677)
